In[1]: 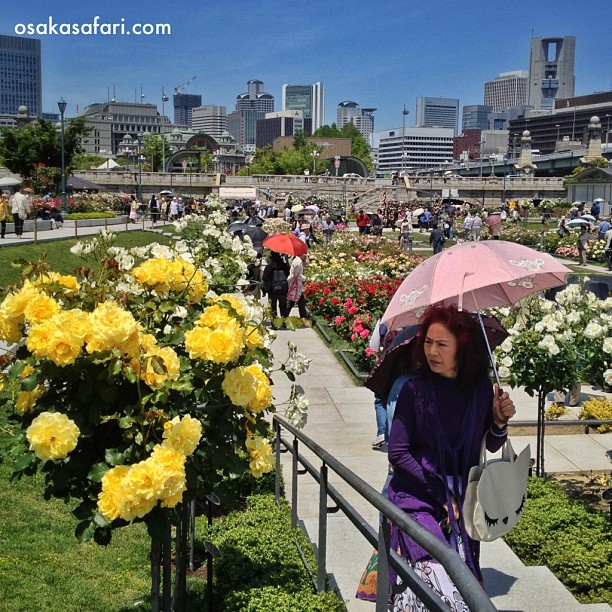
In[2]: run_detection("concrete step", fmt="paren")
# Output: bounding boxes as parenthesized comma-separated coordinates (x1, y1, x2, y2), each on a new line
(481, 539, 611, 611)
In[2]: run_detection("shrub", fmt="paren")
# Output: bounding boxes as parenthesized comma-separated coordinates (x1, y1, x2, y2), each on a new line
(579, 397, 612, 432)
(545, 403, 568, 420)
(201, 494, 345, 611)
(505, 477, 612, 604)
(65, 212, 117, 220)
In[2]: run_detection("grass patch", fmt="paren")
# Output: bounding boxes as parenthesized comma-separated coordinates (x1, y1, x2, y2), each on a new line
(0, 231, 172, 290)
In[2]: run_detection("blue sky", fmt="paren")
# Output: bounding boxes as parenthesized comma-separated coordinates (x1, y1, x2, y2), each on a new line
(2, 0, 611, 131)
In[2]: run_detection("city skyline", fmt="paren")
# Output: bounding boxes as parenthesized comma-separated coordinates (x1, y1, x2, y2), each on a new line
(1, 0, 611, 132)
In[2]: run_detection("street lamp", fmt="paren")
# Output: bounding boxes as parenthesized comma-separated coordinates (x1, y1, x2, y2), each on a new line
(401, 104, 409, 174)
(137, 133, 143, 202)
(311, 150, 320, 174)
(161, 88, 169, 172)
(57, 98, 67, 213)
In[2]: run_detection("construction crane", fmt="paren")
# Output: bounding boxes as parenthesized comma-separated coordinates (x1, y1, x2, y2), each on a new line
(174, 76, 197, 95)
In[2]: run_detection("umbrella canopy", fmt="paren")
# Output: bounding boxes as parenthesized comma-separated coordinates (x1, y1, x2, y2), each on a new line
(381, 240, 571, 332)
(262, 233, 308, 256)
(227, 222, 249, 233)
(580, 214, 596, 222)
(593, 198, 605, 203)
(242, 225, 268, 245)
(291, 204, 304, 213)
(365, 315, 508, 399)
(412, 208, 425, 217)
(486, 213, 502, 226)
(0, 176, 22, 187)
(159, 189, 174, 195)
(245, 215, 265, 226)
(566, 219, 590, 229)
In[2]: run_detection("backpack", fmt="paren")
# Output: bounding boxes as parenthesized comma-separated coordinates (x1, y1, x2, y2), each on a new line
(271, 268, 288, 295)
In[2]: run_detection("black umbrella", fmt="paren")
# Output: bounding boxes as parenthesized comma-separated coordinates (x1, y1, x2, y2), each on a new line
(227, 222, 249, 233)
(245, 215, 265, 226)
(365, 314, 508, 400)
(242, 225, 268, 245)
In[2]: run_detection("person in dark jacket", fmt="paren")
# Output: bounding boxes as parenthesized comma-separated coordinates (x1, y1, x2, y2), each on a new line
(261, 251, 290, 318)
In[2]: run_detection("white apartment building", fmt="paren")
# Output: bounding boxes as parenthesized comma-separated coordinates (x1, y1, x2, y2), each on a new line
(191, 105, 228, 139)
(484, 71, 528, 112)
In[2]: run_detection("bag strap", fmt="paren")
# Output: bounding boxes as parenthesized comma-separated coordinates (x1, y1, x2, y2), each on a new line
(478, 432, 515, 466)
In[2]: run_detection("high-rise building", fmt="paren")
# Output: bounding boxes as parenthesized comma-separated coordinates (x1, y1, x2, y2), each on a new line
(375, 126, 454, 174)
(256, 110, 312, 148)
(227, 80, 274, 150)
(336, 101, 376, 143)
(281, 83, 324, 131)
(484, 70, 528, 111)
(0, 34, 42, 117)
(415, 97, 459, 134)
(77, 101, 171, 155)
(528, 36, 575, 111)
(173, 93, 202, 128)
(462, 105, 493, 131)
(191, 105, 228, 138)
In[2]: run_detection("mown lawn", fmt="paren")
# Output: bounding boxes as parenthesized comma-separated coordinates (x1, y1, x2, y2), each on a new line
(0, 230, 172, 290)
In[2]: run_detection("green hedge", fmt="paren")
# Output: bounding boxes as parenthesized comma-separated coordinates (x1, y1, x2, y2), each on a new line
(200, 494, 345, 611)
(505, 477, 612, 604)
(65, 212, 117, 220)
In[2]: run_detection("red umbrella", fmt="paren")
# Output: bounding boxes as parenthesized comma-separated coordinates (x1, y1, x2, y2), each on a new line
(486, 212, 502, 226)
(262, 233, 308, 256)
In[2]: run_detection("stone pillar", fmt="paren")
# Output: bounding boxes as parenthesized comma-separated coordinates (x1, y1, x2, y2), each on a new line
(583, 115, 602, 162)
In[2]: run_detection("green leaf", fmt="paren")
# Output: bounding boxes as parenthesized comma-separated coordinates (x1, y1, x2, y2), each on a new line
(104, 448, 127, 466)
(94, 526, 113, 546)
(13, 452, 37, 472)
(75, 519, 96, 542)
(118, 416, 134, 429)
(88, 462, 110, 482)
(93, 512, 112, 529)
(20, 374, 39, 392)
(72, 501, 95, 520)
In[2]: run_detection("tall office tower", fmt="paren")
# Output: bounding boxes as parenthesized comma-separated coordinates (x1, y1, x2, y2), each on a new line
(0, 34, 42, 116)
(415, 97, 459, 134)
(484, 70, 528, 111)
(281, 82, 325, 131)
(462, 105, 493, 131)
(528, 36, 575, 111)
(227, 79, 274, 149)
(173, 93, 202, 128)
(336, 101, 376, 142)
(191, 105, 228, 138)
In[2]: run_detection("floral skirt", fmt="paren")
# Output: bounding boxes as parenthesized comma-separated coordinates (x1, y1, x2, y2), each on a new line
(393, 559, 469, 612)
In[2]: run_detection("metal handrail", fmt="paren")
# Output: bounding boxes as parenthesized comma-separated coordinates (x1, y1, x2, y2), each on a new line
(273, 414, 496, 612)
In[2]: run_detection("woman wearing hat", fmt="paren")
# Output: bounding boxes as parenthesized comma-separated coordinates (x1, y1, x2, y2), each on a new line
(10, 186, 31, 238)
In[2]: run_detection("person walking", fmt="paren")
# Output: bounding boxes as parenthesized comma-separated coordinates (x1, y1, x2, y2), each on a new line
(462, 212, 474, 242)
(577, 226, 594, 266)
(471, 213, 483, 241)
(0, 193, 9, 239)
(262, 251, 290, 319)
(429, 223, 445, 254)
(287, 253, 309, 319)
(356, 210, 371, 235)
(320, 214, 336, 245)
(10, 185, 31, 239)
(605, 225, 612, 271)
(388, 304, 516, 609)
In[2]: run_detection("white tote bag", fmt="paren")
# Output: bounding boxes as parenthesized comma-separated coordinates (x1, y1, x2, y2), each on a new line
(463, 436, 530, 542)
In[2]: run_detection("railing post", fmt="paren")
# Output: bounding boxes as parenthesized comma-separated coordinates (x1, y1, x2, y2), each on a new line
(274, 419, 281, 506)
(376, 519, 391, 611)
(317, 463, 328, 592)
(292, 439, 299, 529)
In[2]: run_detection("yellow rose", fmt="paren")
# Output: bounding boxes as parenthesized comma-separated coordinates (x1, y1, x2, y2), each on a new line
(188, 270, 208, 303)
(26, 412, 80, 461)
(23, 292, 62, 325)
(245, 326, 265, 350)
(35, 272, 80, 296)
(184, 324, 245, 363)
(149, 445, 187, 507)
(140, 346, 181, 389)
(195, 304, 232, 328)
(15, 385, 45, 415)
(27, 314, 84, 367)
(1, 283, 38, 321)
(162, 415, 202, 456)
(245, 436, 273, 478)
(98, 465, 130, 521)
(0, 311, 22, 343)
(86, 302, 140, 357)
(216, 294, 248, 320)
(225, 363, 273, 413)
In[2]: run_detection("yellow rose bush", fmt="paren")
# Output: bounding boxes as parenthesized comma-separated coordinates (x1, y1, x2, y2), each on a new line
(0, 193, 311, 560)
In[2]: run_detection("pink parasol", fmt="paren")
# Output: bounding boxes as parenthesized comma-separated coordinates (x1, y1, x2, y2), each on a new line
(380, 240, 571, 332)
(486, 212, 502, 226)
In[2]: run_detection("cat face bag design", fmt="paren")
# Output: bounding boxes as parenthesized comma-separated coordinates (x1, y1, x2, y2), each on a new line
(463, 437, 531, 542)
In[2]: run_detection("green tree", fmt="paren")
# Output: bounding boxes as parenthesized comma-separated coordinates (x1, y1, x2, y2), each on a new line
(0, 117, 91, 179)
(313, 123, 372, 171)
(142, 135, 165, 172)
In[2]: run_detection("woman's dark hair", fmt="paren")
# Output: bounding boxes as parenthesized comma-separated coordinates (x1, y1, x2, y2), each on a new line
(414, 304, 489, 385)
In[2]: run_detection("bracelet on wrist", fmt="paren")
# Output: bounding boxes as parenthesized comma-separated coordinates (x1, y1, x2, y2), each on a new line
(489, 423, 508, 437)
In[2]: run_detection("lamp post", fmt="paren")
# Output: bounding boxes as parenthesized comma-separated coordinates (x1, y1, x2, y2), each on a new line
(161, 88, 168, 172)
(57, 98, 67, 213)
(401, 104, 409, 174)
(311, 150, 319, 174)
(137, 133, 143, 202)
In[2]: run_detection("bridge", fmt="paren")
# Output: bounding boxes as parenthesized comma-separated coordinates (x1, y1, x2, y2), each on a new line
(73, 170, 566, 210)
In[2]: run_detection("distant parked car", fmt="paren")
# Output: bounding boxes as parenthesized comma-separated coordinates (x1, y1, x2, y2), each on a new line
(343, 173, 362, 178)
